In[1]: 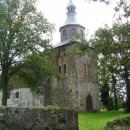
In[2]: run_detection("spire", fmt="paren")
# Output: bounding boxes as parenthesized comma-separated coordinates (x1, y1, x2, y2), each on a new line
(64, 0, 78, 25)
(68, 0, 74, 7)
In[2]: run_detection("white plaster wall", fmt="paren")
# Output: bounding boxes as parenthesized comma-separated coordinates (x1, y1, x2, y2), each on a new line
(7, 88, 33, 108)
(0, 88, 44, 108)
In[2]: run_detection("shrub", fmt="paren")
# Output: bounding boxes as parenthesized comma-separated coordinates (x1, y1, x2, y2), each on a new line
(105, 116, 130, 130)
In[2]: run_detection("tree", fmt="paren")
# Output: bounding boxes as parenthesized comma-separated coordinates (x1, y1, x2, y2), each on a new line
(0, 0, 54, 106)
(90, 23, 130, 111)
(84, 0, 130, 111)
(15, 52, 56, 94)
(99, 69, 111, 109)
(112, 23, 130, 111)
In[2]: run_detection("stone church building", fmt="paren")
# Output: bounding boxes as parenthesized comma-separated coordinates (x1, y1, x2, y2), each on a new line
(0, 0, 100, 112)
(49, 0, 100, 112)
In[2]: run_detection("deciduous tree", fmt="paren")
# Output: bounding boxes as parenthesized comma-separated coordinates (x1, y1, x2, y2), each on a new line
(0, 0, 54, 106)
(91, 23, 130, 111)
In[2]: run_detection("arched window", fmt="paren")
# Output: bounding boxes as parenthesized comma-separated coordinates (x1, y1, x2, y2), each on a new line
(80, 30, 84, 39)
(87, 64, 90, 76)
(63, 30, 67, 36)
(58, 49, 60, 57)
(58, 65, 61, 73)
(71, 28, 76, 34)
(84, 64, 87, 78)
(64, 64, 66, 73)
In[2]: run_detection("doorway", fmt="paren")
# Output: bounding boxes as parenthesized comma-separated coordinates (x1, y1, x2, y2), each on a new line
(86, 95, 93, 112)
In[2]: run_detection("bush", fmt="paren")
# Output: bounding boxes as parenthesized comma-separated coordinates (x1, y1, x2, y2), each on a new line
(0, 122, 9, 130)
(105, 116, 130, 130)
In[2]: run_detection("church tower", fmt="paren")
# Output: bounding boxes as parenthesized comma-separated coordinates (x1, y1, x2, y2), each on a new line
(51, 0, 100, 112)
(59, 0, 85, 43)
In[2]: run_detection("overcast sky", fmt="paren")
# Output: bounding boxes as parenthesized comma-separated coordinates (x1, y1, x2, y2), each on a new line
(36, 0, 117, 44)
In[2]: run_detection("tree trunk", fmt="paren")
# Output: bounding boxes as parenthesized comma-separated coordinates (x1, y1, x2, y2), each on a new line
(1, 68, 9, 106)
(100, 84, 110, 109)
(2, 82, 8, 106)
(113, 85, 118, 110)
(126, 79, 130, 112)
(112, 76, 118, 110)
(124, 68, 130, 112)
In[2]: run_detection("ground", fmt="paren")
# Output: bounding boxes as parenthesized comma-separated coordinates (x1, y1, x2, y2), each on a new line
(78, 111, 130, 130)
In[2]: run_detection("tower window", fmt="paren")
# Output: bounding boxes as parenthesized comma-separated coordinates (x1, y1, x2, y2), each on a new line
(63, 48, 65, 56)
(87, 63, 92, 78)
(80, 30, 84, 38)
(71, 28, 76, 34)
(63, 30, 67, 36)
(84, 64, 87, 77)
(58, 50, 60, 57)
(58, 65, 61, 73)
(64, 64, 67, 73)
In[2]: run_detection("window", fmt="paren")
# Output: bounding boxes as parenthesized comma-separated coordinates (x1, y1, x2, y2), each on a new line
(15, 92, 19, 98)
(63, 48, 65, 56)
(80, 30, 84, 39)
(71, 28, 76, 34)
(63, 30, 67, 36)
(87, 63, 92, 78)
(69, 8, 73, 12)
(64, 64, 66, 73)
(87, 64, 90, 76)
(58, 65, 61, 73)
(58, 50, 60, 57)
(84, 64, 87, 77)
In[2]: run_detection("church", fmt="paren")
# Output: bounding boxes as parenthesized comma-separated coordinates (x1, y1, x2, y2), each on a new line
(0, 0, 100, 112)
(48, 0, 100, 112)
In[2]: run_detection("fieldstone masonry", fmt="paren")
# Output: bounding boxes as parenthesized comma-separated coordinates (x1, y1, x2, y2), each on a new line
(3, 108, 79, 130)
(50, 44, 100, 111)
(50, 0, 100, 112)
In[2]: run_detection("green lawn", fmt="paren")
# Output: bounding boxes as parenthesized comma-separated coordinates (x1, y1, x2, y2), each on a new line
(78, 111, 130, 130)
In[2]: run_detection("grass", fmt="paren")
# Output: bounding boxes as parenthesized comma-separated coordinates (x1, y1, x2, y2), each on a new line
(78, 111, 130, 130)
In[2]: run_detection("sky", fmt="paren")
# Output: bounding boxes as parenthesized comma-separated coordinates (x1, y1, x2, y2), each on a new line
(36, 0, 117, 44)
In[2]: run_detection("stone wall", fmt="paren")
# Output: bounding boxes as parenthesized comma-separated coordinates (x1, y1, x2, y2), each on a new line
(51, 44, 100, 112)
(75, 53, 100, 111)
(51, 44, 79, 110)
(3, 108, 79, 130)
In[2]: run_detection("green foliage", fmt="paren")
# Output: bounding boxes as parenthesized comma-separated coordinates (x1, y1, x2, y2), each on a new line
(86, 0, 130, 111)
(0, 0, 54, 105)
(105, 116, 130, 130)
(0, 123, 9, 130)
(15, 53, 57, 94)
(90, 23, 130, 110)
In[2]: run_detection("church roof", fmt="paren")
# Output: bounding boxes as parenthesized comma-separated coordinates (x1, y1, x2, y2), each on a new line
(53, 39, 81, 48)
(54, 0, 85, 48)
(53, 40, 70, 48)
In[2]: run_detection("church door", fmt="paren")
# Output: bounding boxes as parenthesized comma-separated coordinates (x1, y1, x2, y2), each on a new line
(86, 95, 93, 112)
